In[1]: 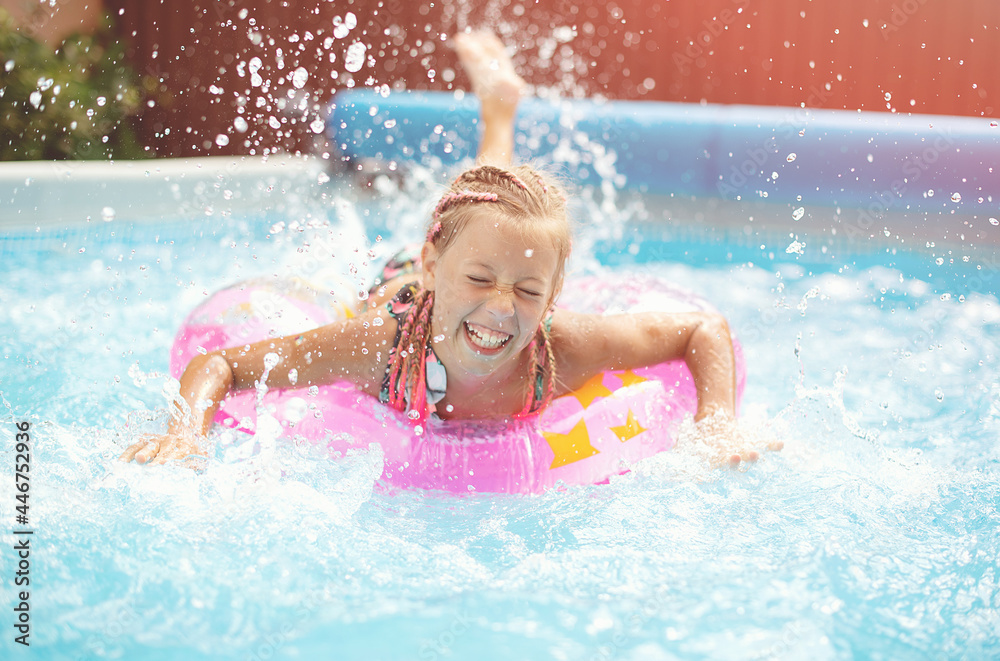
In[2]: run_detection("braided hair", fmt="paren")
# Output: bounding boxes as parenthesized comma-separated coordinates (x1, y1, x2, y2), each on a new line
(384, 164, 570, 422)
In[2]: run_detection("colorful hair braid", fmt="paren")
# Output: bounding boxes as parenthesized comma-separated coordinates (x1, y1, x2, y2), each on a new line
(515, 318, 557, 417)
(385, 288, 435, 423)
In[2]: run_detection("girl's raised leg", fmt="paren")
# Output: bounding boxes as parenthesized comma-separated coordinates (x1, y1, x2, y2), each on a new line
(454, 31, 525, 166)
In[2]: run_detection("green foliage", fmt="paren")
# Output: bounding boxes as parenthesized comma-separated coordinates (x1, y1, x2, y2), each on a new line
(0, 9, 148, 160)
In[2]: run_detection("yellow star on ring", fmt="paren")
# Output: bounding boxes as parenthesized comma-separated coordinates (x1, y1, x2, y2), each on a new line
(609, 409, 648, 443)
(614, 370, 648, 388)
(570, 373, 614, 408)
(542, 419, 601, 469)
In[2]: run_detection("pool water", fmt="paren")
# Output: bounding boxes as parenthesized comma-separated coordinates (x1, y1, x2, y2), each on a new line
(1, 177, 998, 660)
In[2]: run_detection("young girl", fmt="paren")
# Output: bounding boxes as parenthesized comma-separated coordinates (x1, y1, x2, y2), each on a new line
(121, 33, 765, 468)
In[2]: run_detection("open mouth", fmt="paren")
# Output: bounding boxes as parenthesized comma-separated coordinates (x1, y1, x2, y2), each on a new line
(464, 321, 513, 352)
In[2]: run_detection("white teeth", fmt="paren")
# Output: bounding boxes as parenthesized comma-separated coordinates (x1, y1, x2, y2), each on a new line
(465, 322, 511, 350)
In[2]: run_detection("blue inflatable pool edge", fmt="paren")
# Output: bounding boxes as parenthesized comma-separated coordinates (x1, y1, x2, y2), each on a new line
(327, 88, 998, 215)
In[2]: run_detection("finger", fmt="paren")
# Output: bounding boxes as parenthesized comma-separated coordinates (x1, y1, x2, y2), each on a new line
(744, 450, 760, 463)
(134, 440, 159, 465)
(151, 443, 201, 466)
(118, 443, 144, 463)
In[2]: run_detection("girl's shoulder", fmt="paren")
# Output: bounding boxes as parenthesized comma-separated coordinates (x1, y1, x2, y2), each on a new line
(547, 309, 614, 392)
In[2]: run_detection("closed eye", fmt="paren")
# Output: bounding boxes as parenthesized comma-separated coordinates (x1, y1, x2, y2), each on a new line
(517, 288, 542, 298)
(467, 276, 491, 285)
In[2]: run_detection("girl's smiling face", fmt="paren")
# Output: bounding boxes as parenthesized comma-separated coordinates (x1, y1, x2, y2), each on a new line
(422, 211, 561, 380)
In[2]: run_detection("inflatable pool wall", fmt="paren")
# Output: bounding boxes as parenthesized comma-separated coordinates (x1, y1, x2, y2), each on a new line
(327, 89, 999, 217)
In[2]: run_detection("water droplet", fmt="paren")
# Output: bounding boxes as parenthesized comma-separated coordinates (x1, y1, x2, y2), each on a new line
(433, 334, 445, 343)
(196, 346, 208, 355)
(951, 192, 962, 203)
(383, 118, 396, 129)
(357, 289, 369, 301)
(268, 116, 281, 129)
(867, 154, 874, 163)
(407, 409, 420, 420)
(371, 316, 384, 327)
(238, 8, 248, 19)
(4, 60, 14, 72)
(234, 117, 249, 133)
(264, 352, 280, 370)
(771, 171, 779, 180)
(990, 218, 998, 226)
(445, 404, 454, 413)
(291, 66, 309, 89)
(215, 134, 229, 147)
(883, 228, 891, 237)
(792, 207, 805, 221)
(29, 91, 42, 108)
(884, 92, 892, 101)
(101, 206, 116, 222)
(934, 388, 944, 402)
(935, 257, 944, 265)
(309, 118, 326, 134)
(786, 153, 797, 162)
(270, 221, 285, 234)
(308, 385, 319, 397)
(785, 240, 805, 255)
(344, 41, 366, 73)
(926, 189, 934, 197)
(288, 368, 298, 385)
(939, 293, 951, 301)
(991, 121, 998, 128)
(524, 249, 534, 258)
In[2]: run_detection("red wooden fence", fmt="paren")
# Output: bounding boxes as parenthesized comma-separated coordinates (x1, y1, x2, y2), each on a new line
(107, 0, 999, 158)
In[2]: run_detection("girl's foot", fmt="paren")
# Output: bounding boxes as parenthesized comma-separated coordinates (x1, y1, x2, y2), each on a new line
(454, 31, 525, 122)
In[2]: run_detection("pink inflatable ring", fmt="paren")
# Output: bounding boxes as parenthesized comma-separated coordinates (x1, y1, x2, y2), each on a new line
(171, 276, 745, 493)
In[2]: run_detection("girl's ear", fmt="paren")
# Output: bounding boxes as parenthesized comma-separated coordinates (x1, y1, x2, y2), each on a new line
(421, 241, 440, 291)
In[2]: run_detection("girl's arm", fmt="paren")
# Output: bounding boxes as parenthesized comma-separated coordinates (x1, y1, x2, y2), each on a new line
(119, 306, 395, 464)
(552, 309, 736, 421)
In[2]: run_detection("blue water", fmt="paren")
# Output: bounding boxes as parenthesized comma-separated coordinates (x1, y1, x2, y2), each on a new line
(1, 178, 999, 660)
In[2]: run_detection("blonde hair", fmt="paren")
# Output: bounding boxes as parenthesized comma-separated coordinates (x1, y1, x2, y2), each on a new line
(385, 164, 571, 422)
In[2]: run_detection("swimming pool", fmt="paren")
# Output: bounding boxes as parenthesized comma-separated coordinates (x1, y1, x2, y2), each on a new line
(2, 116, 999, 659)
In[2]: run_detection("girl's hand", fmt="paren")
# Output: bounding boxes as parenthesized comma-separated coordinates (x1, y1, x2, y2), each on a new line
(119, 431, 207, 467)
(693, 412, 783, 468)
